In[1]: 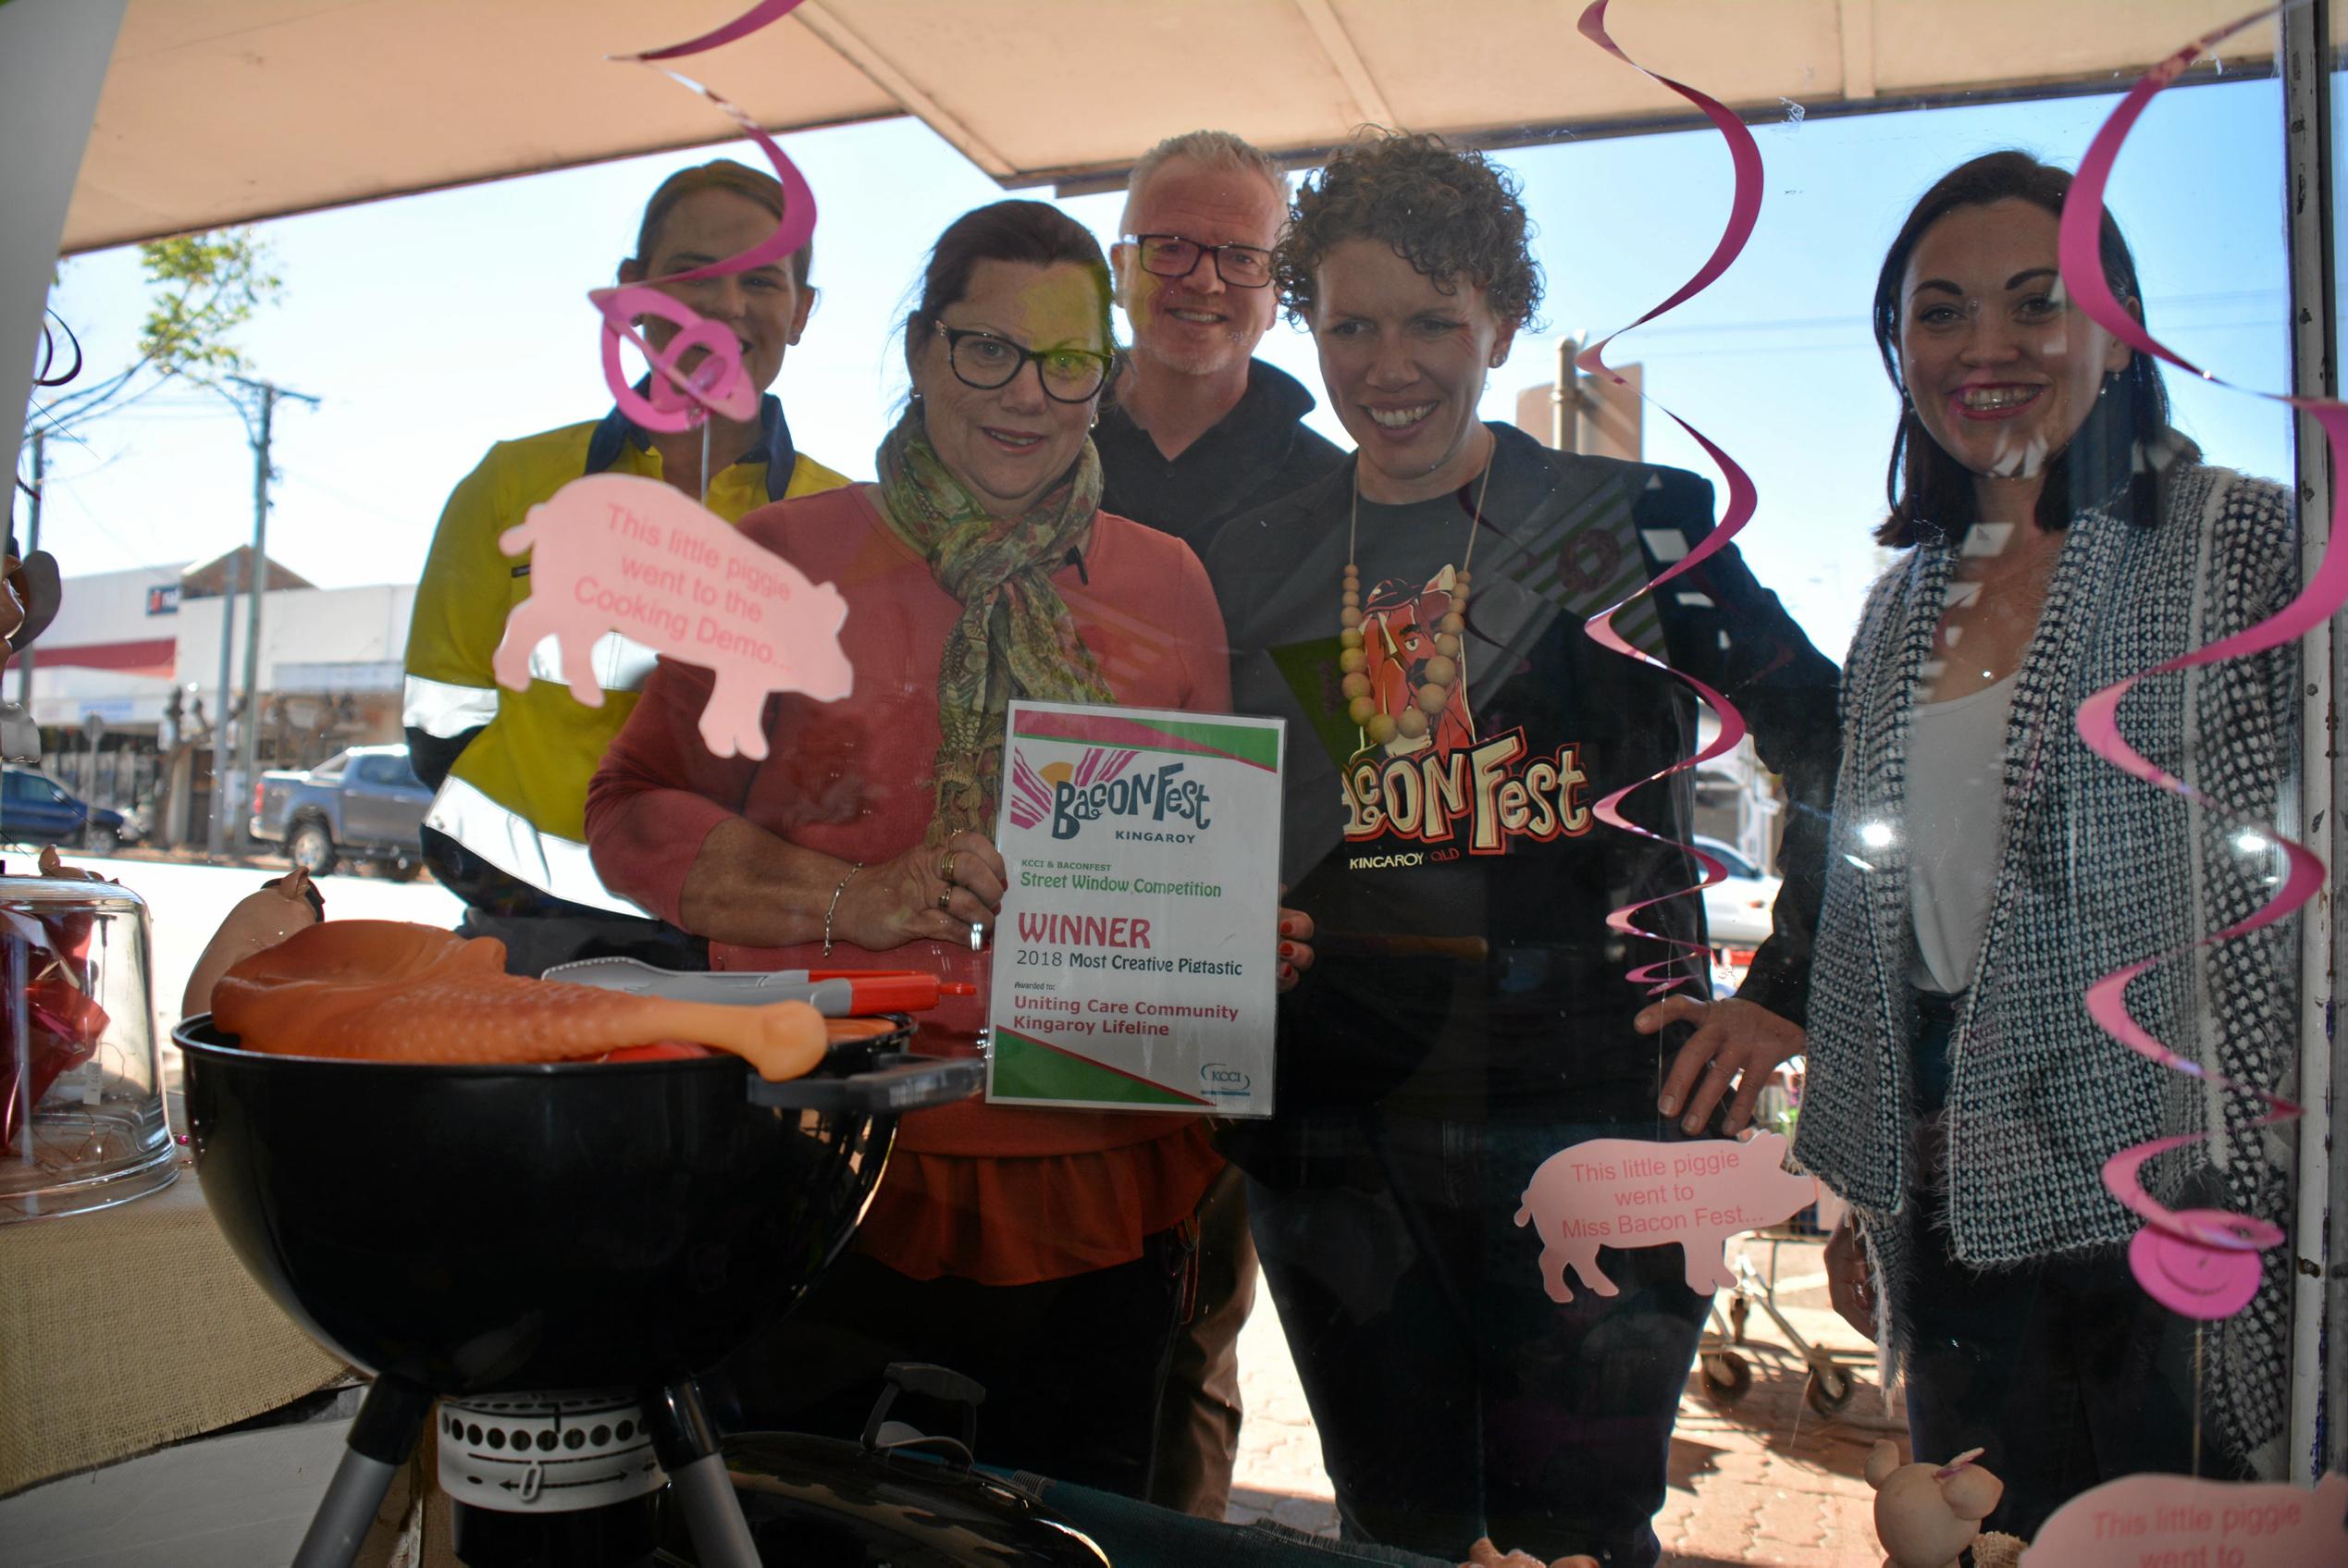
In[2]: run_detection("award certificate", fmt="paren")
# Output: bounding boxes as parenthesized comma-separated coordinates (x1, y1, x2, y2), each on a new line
(985, 700, 1282, 1117)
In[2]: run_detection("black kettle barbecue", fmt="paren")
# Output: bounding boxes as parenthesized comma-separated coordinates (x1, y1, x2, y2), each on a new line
(176, 1011, 985, 1568)
(651, 1362, 1113, 1566)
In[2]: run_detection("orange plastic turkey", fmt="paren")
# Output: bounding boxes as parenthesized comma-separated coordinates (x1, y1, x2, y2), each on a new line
(211, 920, 826, 1080)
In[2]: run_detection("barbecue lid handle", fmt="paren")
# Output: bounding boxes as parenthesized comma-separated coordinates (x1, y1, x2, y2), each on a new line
(743, 1053, 983, 1114)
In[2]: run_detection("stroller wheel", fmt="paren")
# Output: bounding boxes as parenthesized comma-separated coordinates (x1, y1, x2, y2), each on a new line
(1699, 1352, 1752, 1403)
(1804, 1364, 1855, 1414)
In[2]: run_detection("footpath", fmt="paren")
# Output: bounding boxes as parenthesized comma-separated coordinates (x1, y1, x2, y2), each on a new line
(1226, 1235, 1891, 1566)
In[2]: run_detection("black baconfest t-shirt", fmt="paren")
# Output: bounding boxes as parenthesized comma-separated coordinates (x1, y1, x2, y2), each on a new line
(1207, 424, 1838, 1124)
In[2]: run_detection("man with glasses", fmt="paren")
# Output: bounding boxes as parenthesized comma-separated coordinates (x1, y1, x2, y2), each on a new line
(1096, 130, 1344, 1525)
(1101, 130, 1343, 557)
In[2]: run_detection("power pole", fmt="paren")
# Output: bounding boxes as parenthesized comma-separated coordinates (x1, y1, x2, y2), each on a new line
(206, 547, 239, 855)
(206, 377, 317, 857)
(15, 427, 41, 707)
(1513, 340, 1642, 461)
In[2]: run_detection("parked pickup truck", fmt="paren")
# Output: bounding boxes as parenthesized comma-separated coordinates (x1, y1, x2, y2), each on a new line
(251, 744, 431, 879)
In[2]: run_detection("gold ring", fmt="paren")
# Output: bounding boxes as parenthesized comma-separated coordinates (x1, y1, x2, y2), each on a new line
(939, 850, 959, 883)
(936, 889, 954, 910)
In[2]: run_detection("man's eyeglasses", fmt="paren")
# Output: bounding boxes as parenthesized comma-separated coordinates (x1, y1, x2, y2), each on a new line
(1129, 234, 1275, 289)
(933, 323, 1112, 403)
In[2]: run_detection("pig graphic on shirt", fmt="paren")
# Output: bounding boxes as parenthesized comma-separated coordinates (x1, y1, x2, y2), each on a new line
(491, 474, 852, 760)
(1514, 1130, 1816, 1302)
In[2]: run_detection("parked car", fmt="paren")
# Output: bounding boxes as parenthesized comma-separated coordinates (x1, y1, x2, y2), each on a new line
(0, 765, 134, 851)
(251, 745, 431, 878)
(1695, 834, 1781, 952)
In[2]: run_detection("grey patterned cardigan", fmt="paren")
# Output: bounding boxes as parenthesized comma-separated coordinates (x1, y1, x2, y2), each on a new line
(1791, 460, 2298, 1466)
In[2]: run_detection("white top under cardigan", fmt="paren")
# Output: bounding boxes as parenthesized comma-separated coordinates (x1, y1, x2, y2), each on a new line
(1906, 671, 2017, 994)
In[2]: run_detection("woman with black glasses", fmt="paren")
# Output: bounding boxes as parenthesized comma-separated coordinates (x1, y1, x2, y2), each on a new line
(587, 200, 1302, 1494)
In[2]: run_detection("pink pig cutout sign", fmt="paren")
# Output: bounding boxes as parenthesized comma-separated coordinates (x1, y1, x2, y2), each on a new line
(492, 474, 852, 759)
(2024, 1471, 2348, 1566)
(1514, 1130, 1815, 1302)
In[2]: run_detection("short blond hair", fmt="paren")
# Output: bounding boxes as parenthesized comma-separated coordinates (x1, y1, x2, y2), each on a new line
(1120, 130, 1290, 234)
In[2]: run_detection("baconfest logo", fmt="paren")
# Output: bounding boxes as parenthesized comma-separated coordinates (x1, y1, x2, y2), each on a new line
(1003, 709, 1277, 845)
(1008, 746, 1214, 843)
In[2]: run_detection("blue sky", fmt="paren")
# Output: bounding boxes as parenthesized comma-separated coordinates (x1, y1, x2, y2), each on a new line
(27, 64, 2300, 658)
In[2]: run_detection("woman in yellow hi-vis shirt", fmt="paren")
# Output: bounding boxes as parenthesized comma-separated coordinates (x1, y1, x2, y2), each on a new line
(402, 159, 848, 975)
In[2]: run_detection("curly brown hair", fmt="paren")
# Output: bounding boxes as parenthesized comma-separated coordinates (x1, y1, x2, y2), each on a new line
(1277, 131, 1543, 331)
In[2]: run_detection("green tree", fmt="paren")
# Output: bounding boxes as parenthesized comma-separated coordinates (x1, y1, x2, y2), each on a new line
(27, 228, 284, 439)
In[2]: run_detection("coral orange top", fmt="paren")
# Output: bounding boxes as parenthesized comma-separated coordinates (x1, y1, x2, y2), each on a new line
(587, 484, 1230, 1286)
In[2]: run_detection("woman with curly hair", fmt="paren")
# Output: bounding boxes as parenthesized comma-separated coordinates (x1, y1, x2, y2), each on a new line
(1206, 132, 1838, 1565)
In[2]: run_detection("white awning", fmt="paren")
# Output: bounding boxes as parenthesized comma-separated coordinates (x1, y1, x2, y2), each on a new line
(63, 0, 2312, 253)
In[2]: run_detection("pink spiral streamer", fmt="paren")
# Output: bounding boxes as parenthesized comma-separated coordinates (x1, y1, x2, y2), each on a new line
(588, 1, 819, 434)
(32, 313, 81, 389)
(612, 0, 809, 63)
(2058, 4, 2329, 1294)
(1573, 1, 1766, 994)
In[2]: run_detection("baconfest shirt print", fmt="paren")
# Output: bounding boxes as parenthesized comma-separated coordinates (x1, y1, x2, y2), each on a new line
(1328, 469, 1662, 876)
(1212, 428, 1812, 1117)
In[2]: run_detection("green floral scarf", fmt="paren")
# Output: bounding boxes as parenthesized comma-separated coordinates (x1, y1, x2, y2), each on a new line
(873, 404, 1114, 840)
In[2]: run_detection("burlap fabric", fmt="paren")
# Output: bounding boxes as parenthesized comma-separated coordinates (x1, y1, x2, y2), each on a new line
(0, 1159, 346, 1496)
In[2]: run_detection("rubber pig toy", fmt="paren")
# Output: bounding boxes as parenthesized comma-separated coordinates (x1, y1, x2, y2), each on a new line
(1867, 1441, 2024, 1568)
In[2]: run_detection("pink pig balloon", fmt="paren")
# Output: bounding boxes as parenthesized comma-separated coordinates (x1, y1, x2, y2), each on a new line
(491, 475, 852, 760)
(2027, 1472, 2348, 1566)
(1514, 1129, 1815, 1301)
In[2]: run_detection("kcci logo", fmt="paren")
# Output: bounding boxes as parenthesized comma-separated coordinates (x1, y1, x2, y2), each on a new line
(1200, 1062, 1251, 1096)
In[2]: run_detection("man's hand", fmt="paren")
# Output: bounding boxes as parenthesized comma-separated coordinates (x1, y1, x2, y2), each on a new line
(1634, 995, 1805, 1135)
(1825, 1215, 1875, 1338)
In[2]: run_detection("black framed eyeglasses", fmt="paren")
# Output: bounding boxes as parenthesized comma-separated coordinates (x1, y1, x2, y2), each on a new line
(1130, 233, 1275, 289)
(933, 322, 1112, 403)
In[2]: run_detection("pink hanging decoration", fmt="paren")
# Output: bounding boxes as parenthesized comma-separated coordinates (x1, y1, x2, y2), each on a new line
(1571, 0, 1767, 994)
(2058, 4, 2327, 1318)
(596, 285, 762, 430)
(587, 0, 819, 434)
(612, 0, 810, 63)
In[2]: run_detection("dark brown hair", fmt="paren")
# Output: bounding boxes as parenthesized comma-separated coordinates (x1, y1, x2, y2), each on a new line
(1872, 150, 2191, 548)
(634, 160, 812, 288)
(1277, 130, 1542, 332)
(902, 200, 1118, 383)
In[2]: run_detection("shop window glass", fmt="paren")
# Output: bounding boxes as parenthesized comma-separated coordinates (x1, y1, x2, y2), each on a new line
(16, 3, 2327, 1562)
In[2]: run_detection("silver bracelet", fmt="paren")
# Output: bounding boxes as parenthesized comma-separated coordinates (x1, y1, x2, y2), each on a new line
(822, 862, 863, 957)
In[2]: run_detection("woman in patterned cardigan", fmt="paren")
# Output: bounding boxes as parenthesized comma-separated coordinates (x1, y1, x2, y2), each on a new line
(1650, 152, 2296, 1537)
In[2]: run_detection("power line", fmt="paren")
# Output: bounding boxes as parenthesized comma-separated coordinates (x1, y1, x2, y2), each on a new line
(279, 469, 416, 528)
(1594, 313, 2293, 364)
(1560, 287, 2288, 345)
(31, 484, 185, 574)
